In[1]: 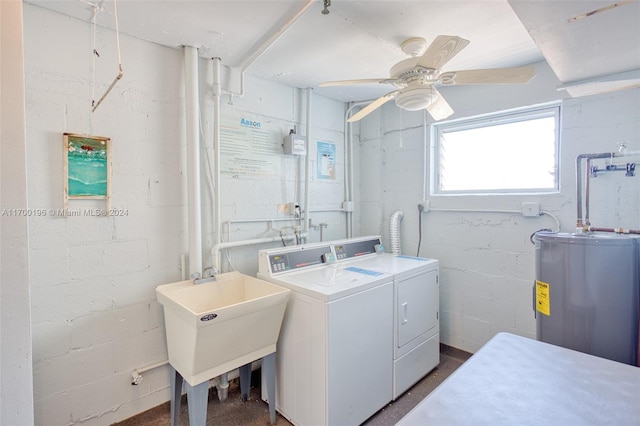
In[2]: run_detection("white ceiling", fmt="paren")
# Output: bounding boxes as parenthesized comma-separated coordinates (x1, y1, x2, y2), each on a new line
(25, 0, 640, 102)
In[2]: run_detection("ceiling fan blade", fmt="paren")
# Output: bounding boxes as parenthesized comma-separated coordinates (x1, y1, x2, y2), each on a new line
(417, 35, 470, 70)
(426, 88, 454, 121)
(446, 66, 536, 85)
(347, 91, 399, 122)
(319, 78, 391, 87)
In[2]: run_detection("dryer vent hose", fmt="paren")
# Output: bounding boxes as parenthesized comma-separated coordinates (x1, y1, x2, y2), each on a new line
(389, 210, 404, 255)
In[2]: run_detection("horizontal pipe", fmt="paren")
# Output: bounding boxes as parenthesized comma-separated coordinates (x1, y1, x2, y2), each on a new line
(211, 233, 308, 272)
(227, 0, 314, 97)
(131, 360, 262, 386)
(225, 217, 302, 225)
(309, 208, 347, 213)
(131, 360, 169, 385)
(581, 226, 640, 235)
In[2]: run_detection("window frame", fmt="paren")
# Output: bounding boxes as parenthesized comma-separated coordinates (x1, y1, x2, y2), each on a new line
(430, 102, 562, 196)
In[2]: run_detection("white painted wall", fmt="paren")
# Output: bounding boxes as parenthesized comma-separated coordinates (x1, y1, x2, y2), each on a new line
(199, 63, 349, 275)
(18, 2, 640, 424)
(23, 4, 347, 425)
(357, 61, 640, 352)
(1, 1, 35, 424)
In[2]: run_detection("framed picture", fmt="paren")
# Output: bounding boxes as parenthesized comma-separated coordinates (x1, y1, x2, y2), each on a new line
(63, 133, 111, 209)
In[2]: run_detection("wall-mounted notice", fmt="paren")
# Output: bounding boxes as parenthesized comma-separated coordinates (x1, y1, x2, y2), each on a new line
(317, 141, 335, 180)
(220, 116, 281, 176)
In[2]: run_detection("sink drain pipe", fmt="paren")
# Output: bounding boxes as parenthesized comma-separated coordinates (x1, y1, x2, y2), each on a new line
(184, 46, 232, 402)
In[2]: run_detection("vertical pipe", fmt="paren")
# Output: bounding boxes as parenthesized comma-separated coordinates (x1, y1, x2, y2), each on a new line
(344, 101, 369, 238)
(422, 110, 428, 201)
(585, 158, 592, 226)
(347, 106, 355, 238)
(184, 46, 202, 276)
(303, 88, 312, 240)
(212, 57, 222, 271)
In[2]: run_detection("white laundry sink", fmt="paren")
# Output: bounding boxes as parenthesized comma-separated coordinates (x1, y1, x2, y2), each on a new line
(156, 271, 290, 386)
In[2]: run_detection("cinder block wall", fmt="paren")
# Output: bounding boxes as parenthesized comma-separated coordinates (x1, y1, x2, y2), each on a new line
(24, 4, 346, 425)
(357, 66, 640, 352)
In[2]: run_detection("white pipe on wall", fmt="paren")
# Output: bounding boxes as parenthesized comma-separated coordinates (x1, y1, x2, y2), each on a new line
(303, 88, 312, 240)
(184, 45, 202, 276)
(345, 101, 370, 238)
(227, 0, 315, 98)
(212, 57, 222, 266)
(211, 234, 307, 271)
(210, 56, 229, 400)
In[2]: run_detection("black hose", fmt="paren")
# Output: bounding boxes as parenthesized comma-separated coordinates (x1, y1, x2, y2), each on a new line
(530, 228, 553, 245)
(417, 204, 424, 256)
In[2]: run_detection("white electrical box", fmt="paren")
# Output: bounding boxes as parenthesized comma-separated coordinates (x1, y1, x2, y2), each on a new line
(521, 202, 540, 217)
(283, 134, 306, 156)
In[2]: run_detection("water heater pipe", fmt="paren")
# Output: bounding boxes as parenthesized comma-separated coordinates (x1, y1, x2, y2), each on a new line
(389, 210, 404, 255)
(575, 150, 640, 233)
(184, 46, 202, 275)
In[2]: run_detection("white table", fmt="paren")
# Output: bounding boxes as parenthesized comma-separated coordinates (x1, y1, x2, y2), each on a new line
(396, 332, 640, 425)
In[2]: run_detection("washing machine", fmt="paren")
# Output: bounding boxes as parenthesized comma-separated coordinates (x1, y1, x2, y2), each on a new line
(257, 242, 394, 426)
(333, 236, 440, 399)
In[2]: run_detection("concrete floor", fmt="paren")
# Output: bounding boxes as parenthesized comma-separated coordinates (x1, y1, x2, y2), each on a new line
(114, 344, 471, 426)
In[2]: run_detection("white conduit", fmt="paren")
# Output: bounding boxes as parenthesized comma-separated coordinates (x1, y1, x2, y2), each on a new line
(184, 46, 202, 276)
(303, 88, 312, 240)
(422, 110, 429, 201)
(212, 57, 222, 269)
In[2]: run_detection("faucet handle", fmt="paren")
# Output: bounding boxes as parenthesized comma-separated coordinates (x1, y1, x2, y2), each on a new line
(203, 266, 218, 278)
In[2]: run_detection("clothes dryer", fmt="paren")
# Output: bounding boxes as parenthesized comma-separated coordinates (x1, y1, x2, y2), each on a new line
(333, 236, 440, 399)
(258, 243, 394, 426)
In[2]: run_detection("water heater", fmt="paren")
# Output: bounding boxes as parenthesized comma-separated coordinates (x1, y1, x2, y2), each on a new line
(533, 232, 640, 365)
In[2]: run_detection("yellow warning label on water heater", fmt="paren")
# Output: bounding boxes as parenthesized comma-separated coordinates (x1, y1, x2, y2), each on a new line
(536, 280, 550, 316)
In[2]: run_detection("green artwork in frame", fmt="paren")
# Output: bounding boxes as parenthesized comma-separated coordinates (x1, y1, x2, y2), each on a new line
(63, 133, 111, 207)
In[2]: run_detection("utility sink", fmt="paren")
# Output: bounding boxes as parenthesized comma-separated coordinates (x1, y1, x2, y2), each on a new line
(156, 271, 290, 386)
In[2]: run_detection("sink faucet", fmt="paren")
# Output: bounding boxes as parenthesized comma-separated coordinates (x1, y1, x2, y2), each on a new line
(192, 267, 218, 284)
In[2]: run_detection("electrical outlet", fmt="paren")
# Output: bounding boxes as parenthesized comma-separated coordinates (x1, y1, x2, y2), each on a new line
(521, 202, 540, 217)
(418, 200, 429, 212)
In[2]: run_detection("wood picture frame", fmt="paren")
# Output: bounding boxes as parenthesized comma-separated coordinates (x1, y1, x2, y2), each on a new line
(63, 133, 111, 212)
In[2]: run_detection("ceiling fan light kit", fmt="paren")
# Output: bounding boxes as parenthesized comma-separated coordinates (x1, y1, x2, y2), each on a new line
(395, 85, 437, 110)
(320, 35, 536, 122)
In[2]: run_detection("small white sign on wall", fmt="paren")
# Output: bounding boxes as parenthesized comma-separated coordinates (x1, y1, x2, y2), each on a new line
(317, 141, 335, 180)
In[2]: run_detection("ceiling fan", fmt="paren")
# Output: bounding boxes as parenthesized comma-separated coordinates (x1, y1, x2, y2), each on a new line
(319, 35, 536, 122)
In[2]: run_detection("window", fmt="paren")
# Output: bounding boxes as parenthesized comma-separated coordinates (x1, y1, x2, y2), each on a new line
(431, 103, 560, 195)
